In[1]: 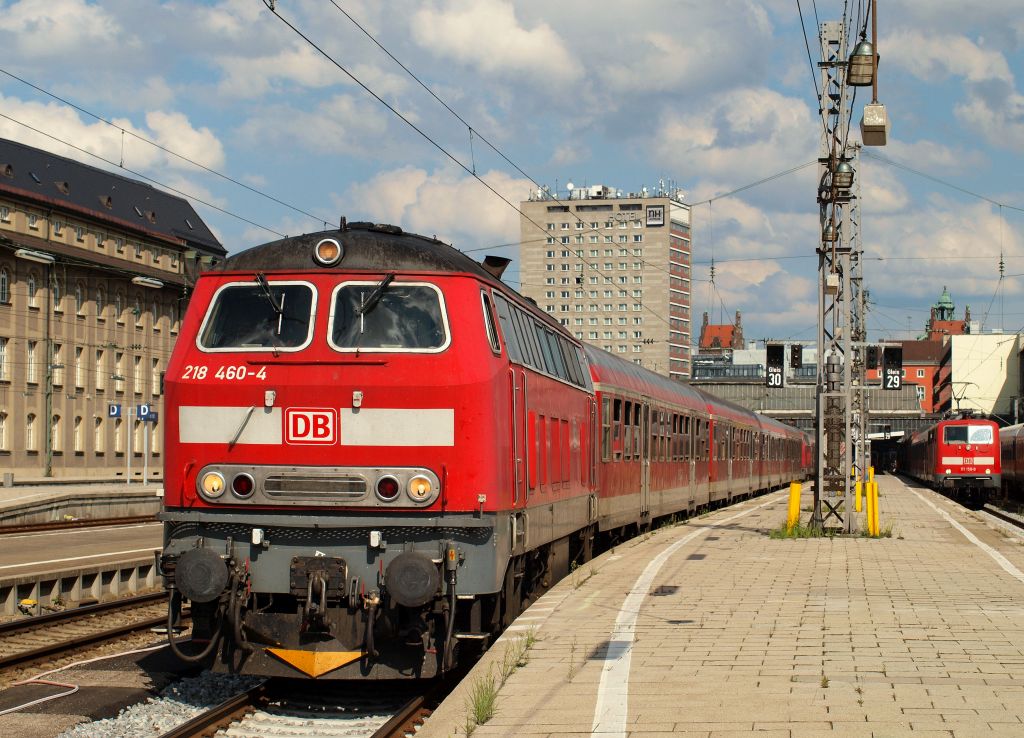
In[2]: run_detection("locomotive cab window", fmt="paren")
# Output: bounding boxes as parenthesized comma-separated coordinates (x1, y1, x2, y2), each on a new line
(198, 280, 315, 352)
(329, 281, 449, 352)
(943, 425, 993, 445)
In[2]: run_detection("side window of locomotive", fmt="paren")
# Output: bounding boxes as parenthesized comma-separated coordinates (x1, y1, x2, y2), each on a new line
(492, 294, 523, 363)
(198, 281, 315, 351)
(330, 282, 448, 351)
(481, 292, 501, 354)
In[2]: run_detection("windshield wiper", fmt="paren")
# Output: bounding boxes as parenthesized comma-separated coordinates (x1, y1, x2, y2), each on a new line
(255, 272, 286, 339)
(357, 273, 395, 317)
(255, 273, 283, 315)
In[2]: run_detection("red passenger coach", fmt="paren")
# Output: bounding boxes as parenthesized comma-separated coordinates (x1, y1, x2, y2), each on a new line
(160, 222, 810, 682)
(901, 418, 1000, 504)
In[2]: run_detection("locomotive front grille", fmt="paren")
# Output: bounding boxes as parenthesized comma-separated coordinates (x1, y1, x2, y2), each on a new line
(264, 474, 367, 499)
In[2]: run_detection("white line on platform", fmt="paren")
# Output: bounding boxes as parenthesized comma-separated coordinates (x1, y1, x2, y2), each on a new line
(591, 493, 783, 737)
(911, 489, 1024, 586)
(0, 523, 160, 541)
(0, 547, 157, 571)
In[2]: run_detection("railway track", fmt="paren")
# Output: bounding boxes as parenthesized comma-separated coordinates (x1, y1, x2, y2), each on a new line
(981, 502, 1024, 532)
(158, 680, 434, 738)
(0, 591, 175, 673)
(0, 514, 157, 535)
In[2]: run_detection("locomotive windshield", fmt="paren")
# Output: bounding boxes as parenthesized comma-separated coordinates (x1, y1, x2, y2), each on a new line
(330, 282, 448, 351)
(198, 281, 314, 351)
(943, 424, 993, 445)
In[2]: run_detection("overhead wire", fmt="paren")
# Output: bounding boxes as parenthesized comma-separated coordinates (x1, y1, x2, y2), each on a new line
(0, 67, 332, 228)
(0, 111, 286, 238)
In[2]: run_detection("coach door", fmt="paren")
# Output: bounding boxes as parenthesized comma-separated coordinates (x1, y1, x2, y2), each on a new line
(641, 399, 651, 518)
(510, 368, 527, 505)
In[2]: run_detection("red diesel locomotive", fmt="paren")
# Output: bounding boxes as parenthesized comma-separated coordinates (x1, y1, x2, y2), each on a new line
(160, 222, 811, 680)
(900, 417, 1001, 504)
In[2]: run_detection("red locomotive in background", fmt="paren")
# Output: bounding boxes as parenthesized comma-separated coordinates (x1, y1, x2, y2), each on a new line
(899, 417, 1001, 505)
(159, 222, 811, 679)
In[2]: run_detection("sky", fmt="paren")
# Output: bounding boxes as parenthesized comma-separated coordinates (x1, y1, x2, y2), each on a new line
(0, 0, 1022, 348)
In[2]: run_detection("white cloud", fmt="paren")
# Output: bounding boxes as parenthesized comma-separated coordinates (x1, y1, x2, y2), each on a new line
(0, 0, 127, 58)
(233, 94, 392, 158)
(145, 111, 225, 170)
(216, 43, 342, 98)
(653, 88, 817, 184)
(411, 0, 582, 88)
(0, 93, 227, 177)
(340, 166, 532, 249)
(886, 30, 1013, 84)
(955, 92, 1024, 153)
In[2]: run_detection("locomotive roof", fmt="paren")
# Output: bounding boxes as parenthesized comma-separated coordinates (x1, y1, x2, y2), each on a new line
(216, 223, 502, 284)
(213, 222, 571, 336)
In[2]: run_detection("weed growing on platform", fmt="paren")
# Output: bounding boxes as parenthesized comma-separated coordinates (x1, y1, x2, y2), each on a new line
(820, 674, 830, 688)
(567, 636, 579, 681)
(465, 668, 498, 731)
(768, 521, 834, 539)
(859, 523, 894, 539)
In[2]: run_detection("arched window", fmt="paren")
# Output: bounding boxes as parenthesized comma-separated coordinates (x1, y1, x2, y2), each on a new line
(0, 412, 7, 451)
(52, 278, 62, 311)
(74, 416, 83, 453)
(51, 414, 62, 453)
(75, 283, 84, 314)
(26, 413, 36, 451)
(115, 292, 124, 322)
(27, 274, 37, 308)
(94, 417, 105, 454)
(114, 418, 123, 453)
(0, 267, 9, 303)
(133, 294, 142, 326)
(95, 286, 106, 317)
(152, 300, 159, 329)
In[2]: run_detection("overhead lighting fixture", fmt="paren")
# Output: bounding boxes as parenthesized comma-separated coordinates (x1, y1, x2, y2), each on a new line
(15, 248, 55, 265)
(131, 276, 164, 289)
(847, 37, 875, 86)
(832, 161, 855, 189)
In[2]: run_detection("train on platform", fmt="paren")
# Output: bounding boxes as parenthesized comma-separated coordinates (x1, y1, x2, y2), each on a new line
(898, 417, 1001, 505)
(158, 222, 812, 680)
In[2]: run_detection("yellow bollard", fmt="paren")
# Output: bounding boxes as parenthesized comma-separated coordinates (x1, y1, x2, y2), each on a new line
(855, 480, 863, 513)
(787, 481, 801, 533)
(865, 481, 876, 536)
(872, 481, 880, 537)
(868, 466, 875, 483)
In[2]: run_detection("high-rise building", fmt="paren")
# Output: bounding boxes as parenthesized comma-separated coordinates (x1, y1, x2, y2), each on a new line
(0, 137, 223, 480)
(518, 184, 692, 379)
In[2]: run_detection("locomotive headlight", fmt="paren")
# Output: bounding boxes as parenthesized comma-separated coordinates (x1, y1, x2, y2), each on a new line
(985, 468, 991, 475)
(313, 238, 343, 267)
(407, 475, 433, 502)
(945, 469, 952, 475)
(199, 471, 226, 498)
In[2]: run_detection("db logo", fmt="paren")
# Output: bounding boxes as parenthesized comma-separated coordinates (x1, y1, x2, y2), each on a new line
(285, 408, 337, 445)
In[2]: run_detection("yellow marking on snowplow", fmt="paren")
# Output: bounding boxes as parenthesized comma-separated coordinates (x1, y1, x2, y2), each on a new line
(266, 648, 363, 678)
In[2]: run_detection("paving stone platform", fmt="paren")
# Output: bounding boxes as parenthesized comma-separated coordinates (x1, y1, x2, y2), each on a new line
(421, 476, 1024, 737)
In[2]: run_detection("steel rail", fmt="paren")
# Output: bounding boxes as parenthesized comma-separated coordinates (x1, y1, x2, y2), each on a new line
(0, 515, 157, 535)
(982, 503, 1024, 532)
(371, 693, 431, 738)
(156, 684, 267, 738)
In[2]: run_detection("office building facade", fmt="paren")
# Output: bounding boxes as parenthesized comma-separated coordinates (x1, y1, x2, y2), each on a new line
(518, 185, 692, 379)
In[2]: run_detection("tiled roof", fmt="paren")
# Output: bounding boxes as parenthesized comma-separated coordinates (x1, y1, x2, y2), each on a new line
(701, 324, 735, 348)
(0, 136, 223, 255)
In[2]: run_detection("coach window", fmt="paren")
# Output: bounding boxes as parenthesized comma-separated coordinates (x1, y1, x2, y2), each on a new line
(199, 281, 315, 351)
(601, 397, 612, 461)
(632, 403, 642, 458)
(613, 398, 624, 460)
(331, 282, 449, 352)
(481, 292, 501, 354)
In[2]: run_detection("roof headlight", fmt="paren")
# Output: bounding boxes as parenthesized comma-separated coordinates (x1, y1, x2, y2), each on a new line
(313, 238, 343, 267)
(200, 471, 226, 499)
(407, 475, 433, 502)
